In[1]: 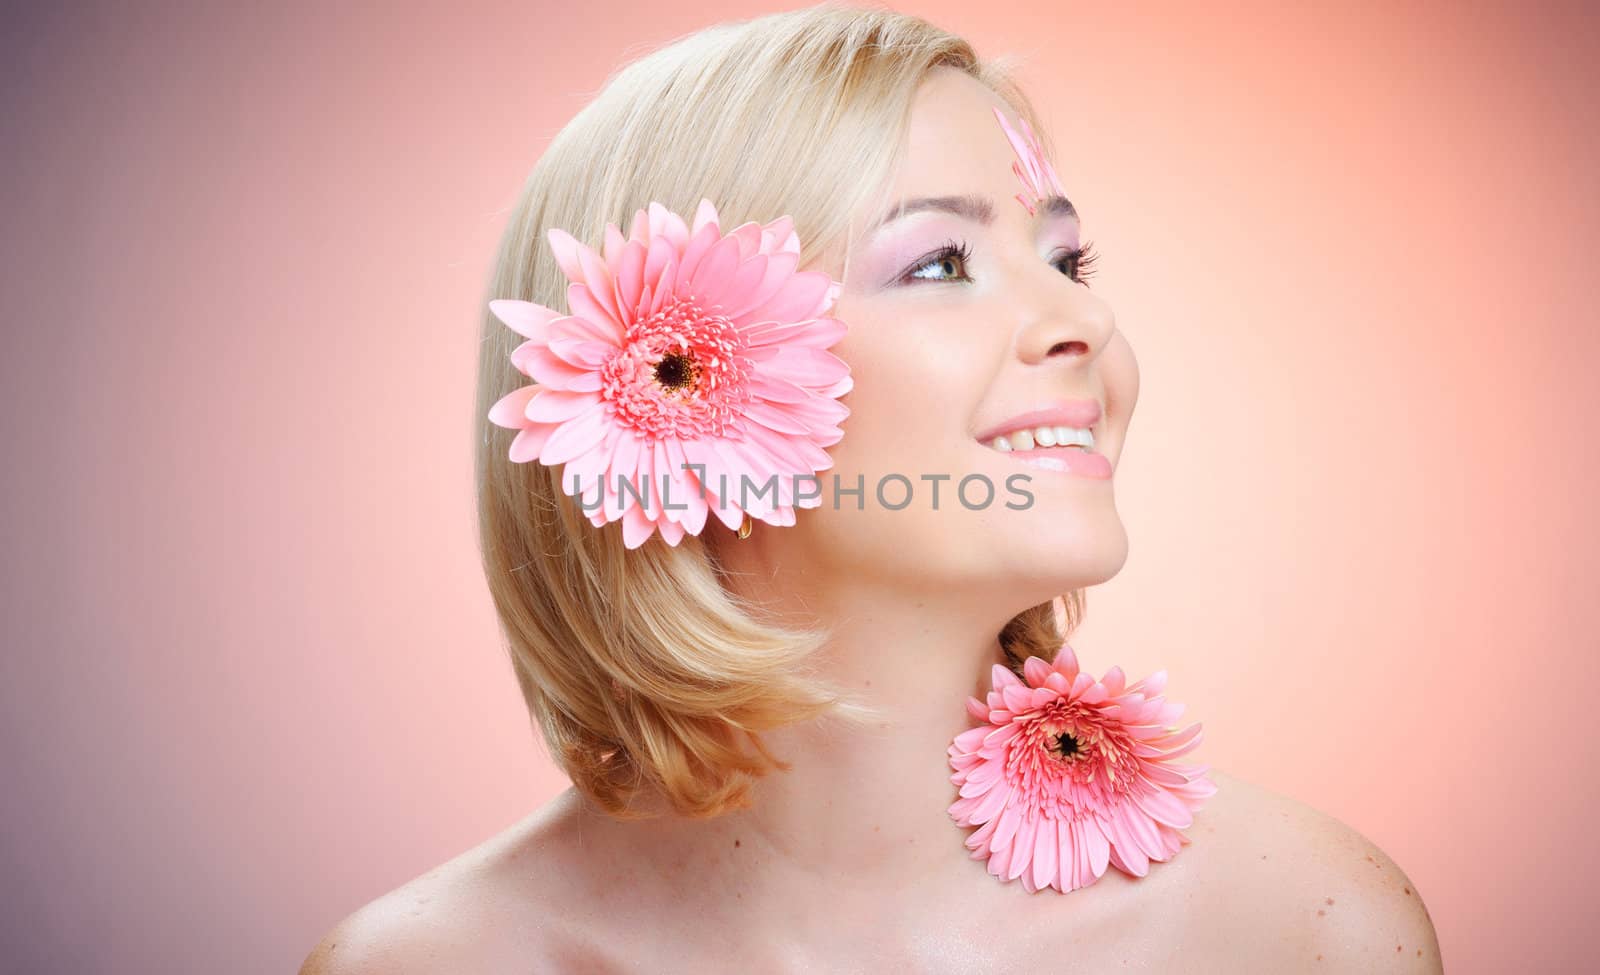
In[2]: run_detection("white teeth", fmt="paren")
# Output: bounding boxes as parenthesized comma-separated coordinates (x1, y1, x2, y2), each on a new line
(986, 425, 1096, 452)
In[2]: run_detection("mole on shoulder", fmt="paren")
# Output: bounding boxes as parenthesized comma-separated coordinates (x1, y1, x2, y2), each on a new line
(734, 839, 740, 847)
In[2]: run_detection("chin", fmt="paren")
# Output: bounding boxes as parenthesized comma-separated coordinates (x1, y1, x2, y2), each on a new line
(995, 515, 1130, 592)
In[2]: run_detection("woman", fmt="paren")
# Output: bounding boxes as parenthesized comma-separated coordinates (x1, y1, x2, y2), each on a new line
(304, 6, 1441, 972)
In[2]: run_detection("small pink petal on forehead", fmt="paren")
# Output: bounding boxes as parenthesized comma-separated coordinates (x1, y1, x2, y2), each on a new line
(993, 106, 1067, 216)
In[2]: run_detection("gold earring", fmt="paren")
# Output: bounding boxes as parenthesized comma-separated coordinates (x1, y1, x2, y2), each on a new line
(737, 512, 753, 539)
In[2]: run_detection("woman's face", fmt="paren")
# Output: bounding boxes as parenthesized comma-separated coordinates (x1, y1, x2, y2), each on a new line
(742, 68, 1139, 608)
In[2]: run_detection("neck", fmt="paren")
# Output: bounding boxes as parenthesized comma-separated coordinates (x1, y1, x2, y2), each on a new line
(572, 549, 1047, 913)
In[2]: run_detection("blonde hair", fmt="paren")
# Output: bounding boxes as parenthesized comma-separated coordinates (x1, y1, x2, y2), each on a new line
(474, 3, 1084, 821)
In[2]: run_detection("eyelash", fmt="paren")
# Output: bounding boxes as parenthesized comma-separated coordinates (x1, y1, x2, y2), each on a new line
(902, 239, 1101, 286)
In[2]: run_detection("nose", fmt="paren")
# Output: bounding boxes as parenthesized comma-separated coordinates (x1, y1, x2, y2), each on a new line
(1015, 285, 1117, 366)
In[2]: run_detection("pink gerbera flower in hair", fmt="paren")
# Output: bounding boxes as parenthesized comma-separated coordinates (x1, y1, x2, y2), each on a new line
(993, 106, 1067, 215)
(486, 199, 852, 549)
(948, 645, 1216, 893)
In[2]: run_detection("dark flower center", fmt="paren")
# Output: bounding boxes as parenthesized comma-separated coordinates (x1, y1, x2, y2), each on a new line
(1053, 731, 1082, 759)
(653, 351, 698, 392)
(600, 296, 752, 440)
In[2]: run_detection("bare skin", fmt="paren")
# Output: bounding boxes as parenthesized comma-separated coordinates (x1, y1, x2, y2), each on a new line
(300, 770, 1441, 973)
(302, 68, 1441, 973)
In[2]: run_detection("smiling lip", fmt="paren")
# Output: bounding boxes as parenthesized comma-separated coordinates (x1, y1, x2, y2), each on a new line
(973, 399, 1104, 443)
(1001, 446, 1113, 479)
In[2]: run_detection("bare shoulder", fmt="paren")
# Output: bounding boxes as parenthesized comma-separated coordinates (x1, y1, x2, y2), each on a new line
(1188, 768, 1443, 972)
(296, 791, 597, 975)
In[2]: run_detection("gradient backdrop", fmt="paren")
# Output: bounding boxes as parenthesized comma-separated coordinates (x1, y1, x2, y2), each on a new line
(3, 1, 1596, 972)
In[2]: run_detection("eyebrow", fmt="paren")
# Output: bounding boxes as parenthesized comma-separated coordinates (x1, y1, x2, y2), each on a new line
(868, 193, 1078, 237)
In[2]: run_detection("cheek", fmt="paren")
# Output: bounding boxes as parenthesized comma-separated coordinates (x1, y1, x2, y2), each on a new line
(826, 306, 994, 462)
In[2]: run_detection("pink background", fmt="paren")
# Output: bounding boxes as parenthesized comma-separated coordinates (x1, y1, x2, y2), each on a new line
(3, 1, 1595, 971)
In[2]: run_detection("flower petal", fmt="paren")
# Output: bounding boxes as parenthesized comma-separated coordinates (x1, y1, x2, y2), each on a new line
(741, 268, 834, 324)
(565, 285, 625, 344)
(1032, 815, 1058, 891)
(613, 239, 648, 319)
(562, 436, 617, 489)
(621, 501, 656, 549)
(1110, 808, 1151, 877)
(688, 234, 743, 301)
(744, 316, 847, 350)
(548, 338, 615, 370)
(1122, 799, 1167, 859)
(635, 438, 660, 521)
(601, 223, 626, 266)
(609, 431, 645, 494)
(758, 346, 849, 389)
(725, 250, 799, 322)
(508, 424, 554, 463)
(989, 833, 1016, 880)
(1000, 682, 1034, 713)
(489, 299, 560, 341)
(760, 215, 797, 255)
(525, 389, 597, 423)
(511, 342, 573, 384)
(743, 400, 812, 437)
(690, 198, 721, 236)
(1022, 655, 1052, 687)
(674, 221, 723, 293)
(546, 228, 588, 285)
(657, 517, 686, 546)
(1140, 762, 1191, 788)
(577, 245, 621, 325)
(1130, 669, 1168, 697)
(991, 664, 1022, 689)
(488, 385, 537, 429)
(970, 780, 1014, 824)
(725, 221, 765, 261)
(1008, 815, 1037, 881)
(538, 400, 611, 465)
(1084, 817, 1112, 880)
(1134, 782, 1195, 828)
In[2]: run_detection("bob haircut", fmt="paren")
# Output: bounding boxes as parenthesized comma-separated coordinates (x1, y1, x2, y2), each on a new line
(475, 3, 1085, 821)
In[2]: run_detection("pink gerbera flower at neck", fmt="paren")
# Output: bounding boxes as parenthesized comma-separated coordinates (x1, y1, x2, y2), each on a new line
(486, 199, 852, 549)
(948, 644, 1217, 893)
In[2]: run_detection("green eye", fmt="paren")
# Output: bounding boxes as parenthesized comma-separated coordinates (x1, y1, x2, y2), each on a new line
(904, 240, 973, 283)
